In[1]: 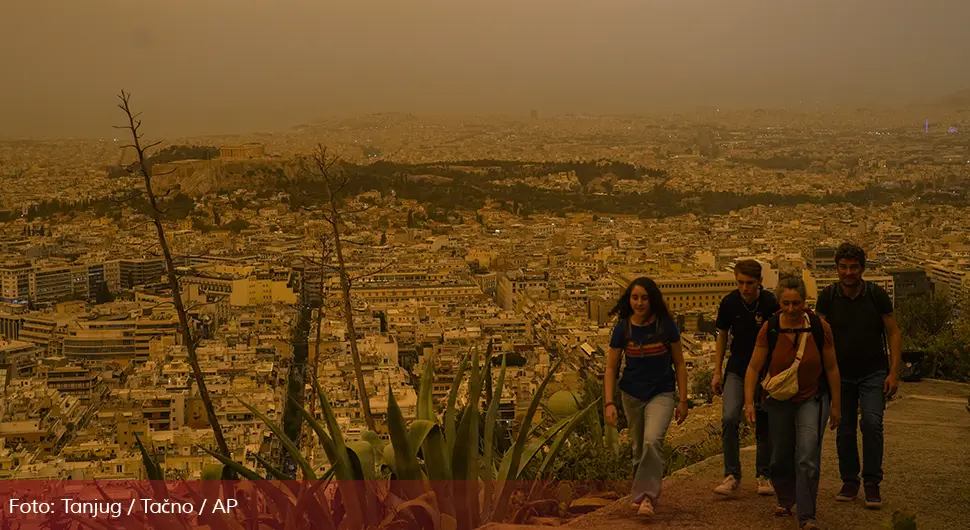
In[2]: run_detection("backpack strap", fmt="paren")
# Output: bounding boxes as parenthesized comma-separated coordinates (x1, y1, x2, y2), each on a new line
(624, 317, 672, 357)
(808, 313, 825, 356)
(807, 312, 830, 395)
(866, 282, 889, 354)
(764, 313, 781, 379)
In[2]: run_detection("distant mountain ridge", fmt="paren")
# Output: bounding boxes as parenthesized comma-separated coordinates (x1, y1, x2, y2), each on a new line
(936, 88, 970, 108)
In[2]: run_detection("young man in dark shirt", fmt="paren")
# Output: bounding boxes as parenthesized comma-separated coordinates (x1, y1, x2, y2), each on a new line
(815, 243, 901, 510)
(712, 260, 780, 497)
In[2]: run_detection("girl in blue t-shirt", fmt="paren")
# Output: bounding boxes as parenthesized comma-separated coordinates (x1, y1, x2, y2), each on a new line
(605, 276, 689, 517)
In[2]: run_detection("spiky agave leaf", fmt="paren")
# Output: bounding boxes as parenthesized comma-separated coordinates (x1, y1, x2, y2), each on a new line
(481, 355, 507, 519)
(418, 356, 436, 421)
(490, 358, 563, 522)
(452, 346, 484, 529)
(239, 399, 316, 480)
(445, 349, 471, 455)
(537, 399, 601, 477)
(198, 446, 263, 480)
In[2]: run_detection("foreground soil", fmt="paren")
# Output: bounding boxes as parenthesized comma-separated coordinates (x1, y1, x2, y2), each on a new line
(485, 379, 970, 530)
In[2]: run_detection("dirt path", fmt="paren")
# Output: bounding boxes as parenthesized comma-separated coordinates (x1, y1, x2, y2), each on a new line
(485, 379, 970, 530)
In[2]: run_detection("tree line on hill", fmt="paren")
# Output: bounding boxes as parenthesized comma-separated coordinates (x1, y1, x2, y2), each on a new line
(7, 156, 970, 225)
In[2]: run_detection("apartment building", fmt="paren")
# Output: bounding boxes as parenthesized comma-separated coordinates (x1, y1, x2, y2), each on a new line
(19, 313, 76, 355)
(0, 339, 41, 378)
(179, 264, 297, 307)
(1, 259, 159, 304)
(924, 260, 969, 307)
(0, 262, 32, 302)
(60, 314, 179, 365)
(356, 283, 485, 305)
(114, 258, 166, 290)
(497, 270, 548, 311)
(886, 268, 933, 306)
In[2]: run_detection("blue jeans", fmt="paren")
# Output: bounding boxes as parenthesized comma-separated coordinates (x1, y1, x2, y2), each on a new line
(722, 372, 771, 480)
(837, 369, 887, 487)
(622, 391, 676, 505)
(764, 394, 830, 526)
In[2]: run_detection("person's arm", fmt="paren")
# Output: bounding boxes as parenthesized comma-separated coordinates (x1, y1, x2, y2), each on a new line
(670, 340, 689, 424)
(744, 327, 770, 425)
(604, 346, 622, 425)
(712, 329, 729, 394)
(711, 297, 731, 394)
(883, 314, 902, 397)
(605, 346, 621, 401)
(822, 326, 842, 429)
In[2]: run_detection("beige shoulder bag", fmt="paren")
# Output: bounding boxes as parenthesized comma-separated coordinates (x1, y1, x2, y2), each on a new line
(761, 314, 810, 401)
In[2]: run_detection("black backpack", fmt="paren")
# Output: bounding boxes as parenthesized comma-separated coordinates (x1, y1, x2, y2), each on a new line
(764, 312, 829, 394)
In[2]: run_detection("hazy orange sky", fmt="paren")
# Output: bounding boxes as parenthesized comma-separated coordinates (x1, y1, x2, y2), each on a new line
(2, 1, 968, 138)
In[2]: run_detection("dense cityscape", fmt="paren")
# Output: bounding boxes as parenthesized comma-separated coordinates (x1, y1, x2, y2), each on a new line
(1, 97, 968, 487)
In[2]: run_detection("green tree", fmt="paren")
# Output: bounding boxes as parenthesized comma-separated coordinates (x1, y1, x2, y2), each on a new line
(379, 232, 387, 245)
(896, 292, 953, 349)
(691, 367, 714, 404)
(224, 219, 251, 233)
(897, 293, 970, 381)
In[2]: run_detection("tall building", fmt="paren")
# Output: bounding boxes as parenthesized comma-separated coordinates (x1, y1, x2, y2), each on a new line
(923, 261, 968, 307)
(810, 246, 838, 271)
(116, 259, 166, 290)
(886, 268, 933, 307)
(0, 262, 32, 303)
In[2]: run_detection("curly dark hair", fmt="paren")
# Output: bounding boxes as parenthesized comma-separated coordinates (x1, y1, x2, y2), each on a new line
(609, 276, 672, 323)
(834, 242, 866, 269)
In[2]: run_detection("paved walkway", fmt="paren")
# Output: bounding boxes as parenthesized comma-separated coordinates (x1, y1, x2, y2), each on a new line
(486, 379, 970, 530)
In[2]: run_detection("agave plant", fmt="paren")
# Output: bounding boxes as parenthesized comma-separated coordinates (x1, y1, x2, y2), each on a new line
(129, 342, 595, 529)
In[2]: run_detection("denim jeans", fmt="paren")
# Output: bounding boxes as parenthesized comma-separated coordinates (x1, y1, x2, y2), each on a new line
(722, 372, 771, 480)
(622, 391, 676, 505)
(764, 393, 830, 526)
(837, 369, 887, 487)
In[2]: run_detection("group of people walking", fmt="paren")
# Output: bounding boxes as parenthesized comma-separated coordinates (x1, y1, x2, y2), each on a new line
(604, 243, 901, 529)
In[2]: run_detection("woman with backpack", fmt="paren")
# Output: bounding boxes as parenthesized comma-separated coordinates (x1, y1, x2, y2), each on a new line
(604, 277, 689, 517)
(744, 276, 841, 530)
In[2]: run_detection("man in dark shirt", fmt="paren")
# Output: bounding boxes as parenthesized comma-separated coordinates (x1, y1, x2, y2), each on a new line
(712, 260, 780, 497)
(816, 243, 901, 510)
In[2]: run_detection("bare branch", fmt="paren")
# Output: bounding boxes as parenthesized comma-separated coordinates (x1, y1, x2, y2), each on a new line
(143, 140, 164, 152)
(115, 89, 232, 462)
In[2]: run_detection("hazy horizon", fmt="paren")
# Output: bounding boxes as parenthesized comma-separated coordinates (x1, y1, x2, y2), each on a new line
(2, 0, 969, 139)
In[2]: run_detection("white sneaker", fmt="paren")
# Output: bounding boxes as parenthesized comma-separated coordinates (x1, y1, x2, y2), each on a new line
(714, 475, 741, 497)
(757, 477, 775, 496)
(637, 498, 655, 516)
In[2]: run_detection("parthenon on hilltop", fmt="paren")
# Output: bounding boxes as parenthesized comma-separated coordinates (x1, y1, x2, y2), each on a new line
(219, 143, 265, 160)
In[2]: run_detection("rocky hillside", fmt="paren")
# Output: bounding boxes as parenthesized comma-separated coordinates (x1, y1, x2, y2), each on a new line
(151, 158, 298, 196)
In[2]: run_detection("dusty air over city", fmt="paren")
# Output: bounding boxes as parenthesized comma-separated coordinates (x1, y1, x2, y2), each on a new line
(0, 2, 968, 529)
